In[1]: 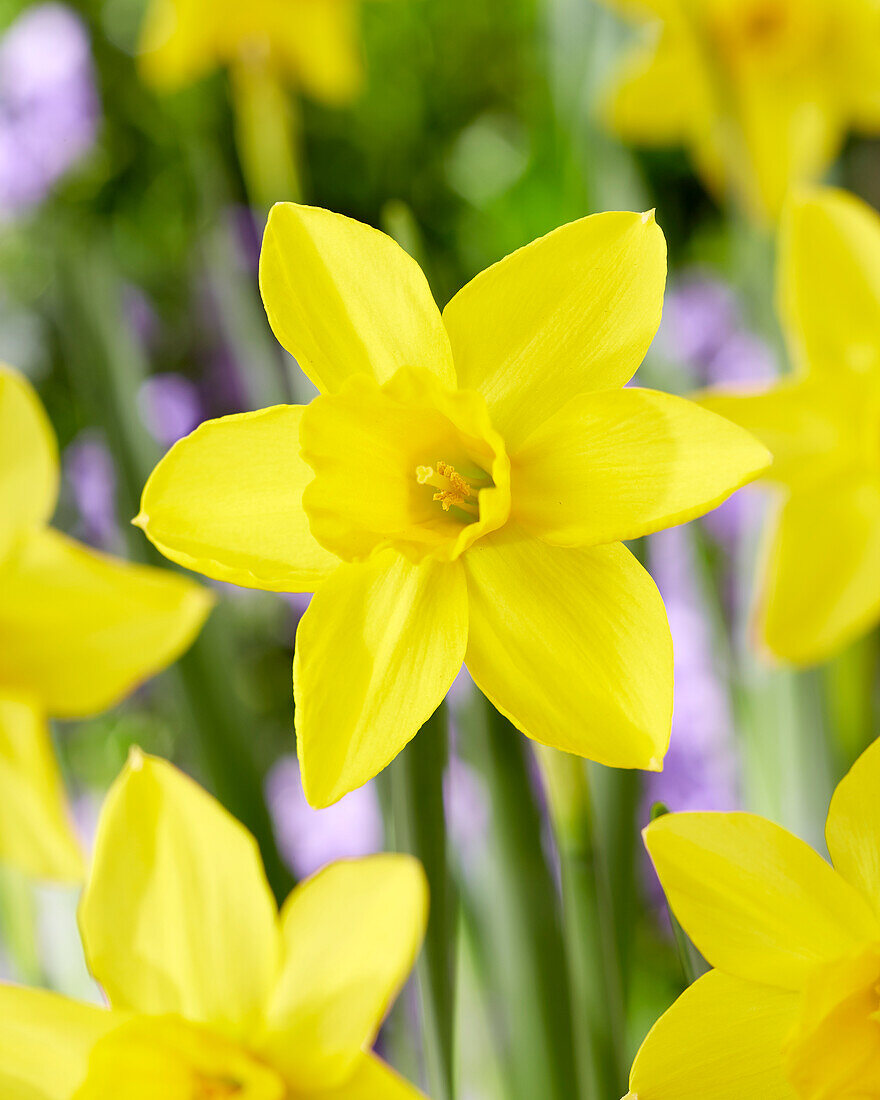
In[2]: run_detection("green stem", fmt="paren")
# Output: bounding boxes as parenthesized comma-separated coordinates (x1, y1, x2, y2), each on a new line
(51, 232, 293, 904)
(824, 632, 879, 774)
(388, 706, 457, 1100)
(537, 746, 627, 1098)
(468, 701, 578, 1100)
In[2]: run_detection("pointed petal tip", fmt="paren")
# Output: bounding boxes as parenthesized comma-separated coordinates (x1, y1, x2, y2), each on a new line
(131, 511, 148, 530)
(126, 745, 146, 771)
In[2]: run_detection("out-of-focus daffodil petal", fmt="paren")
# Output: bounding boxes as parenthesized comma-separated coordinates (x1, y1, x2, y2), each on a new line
(75, 1015, 287, 1100)
(138, 0, 216, 91)
(606, 27, 709, 146)
(644, 811, 880, 990)
(274, 0, 363, 105)
(0, 984, 120, 1100)
(79, 752, 280, 1037)
(627, 969, 799, 1100)
(0, 693, 83, 882)
(463, 528, 672, 770)
(0, 366, 58, 563)
(261, 855, 427, 1090)
(698, 379, 860, 489)
(826, 737, 880, 916)
(136, 406, 339, 592)
(260, 203, 454, 394)
(0, 528, 212, 717)
(441, 210, 666, 450)
(761, 477, 880, 665)
(308, 1054, 427, 1099)
(779, 187, 880, 378)
(512, 388, 770, 546)
(294, 554, 467, 807)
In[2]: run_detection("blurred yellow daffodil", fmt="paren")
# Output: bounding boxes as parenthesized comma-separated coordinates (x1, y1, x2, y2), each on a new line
(699, 187, 880, 664)
(603, 0, 880, 221)
(139, 0, 365, 104)
(135, 204, 769, 806)
(0, 750, 428, 1099)
(0, 366, 212, 882)
(626, 734, 880, 1100)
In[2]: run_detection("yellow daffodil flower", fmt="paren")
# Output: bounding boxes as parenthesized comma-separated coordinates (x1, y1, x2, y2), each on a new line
(135, 203, 770, 806)
(0, 750, 428, 1099)
(625, 734, 880, 1100)
(139, 0, 365, 104)
(699, 187, 880, 664)
(0, 366, 212, 882)
(603, 0, 880, 221)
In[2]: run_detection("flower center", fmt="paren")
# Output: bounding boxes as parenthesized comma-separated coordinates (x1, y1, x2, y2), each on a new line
(416, 461, 481, 516)
(195, 1076, 243, 1099)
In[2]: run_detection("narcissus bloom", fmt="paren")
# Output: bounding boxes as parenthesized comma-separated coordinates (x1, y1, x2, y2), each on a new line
(139, 0, 366, 103)
(0, 751, 427, 1099)
(626, 735, 880, 1100)
(0, 366, 211, 882)
(136, 204, 769, 806)
(603, 0, 880, 221)
(699, 187, 880, 664)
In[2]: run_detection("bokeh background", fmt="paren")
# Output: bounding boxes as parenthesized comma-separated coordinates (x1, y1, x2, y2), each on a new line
(1, 1, 878, 1097)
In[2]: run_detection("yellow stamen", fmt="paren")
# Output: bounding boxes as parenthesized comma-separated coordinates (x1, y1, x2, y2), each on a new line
(416, 461, 479, 515)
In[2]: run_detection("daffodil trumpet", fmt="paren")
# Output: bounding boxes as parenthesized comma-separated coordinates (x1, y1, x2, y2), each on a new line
(0, 751, 428, 1100)
(136, 201, 770, 808)
(627, 734, 880, 1100)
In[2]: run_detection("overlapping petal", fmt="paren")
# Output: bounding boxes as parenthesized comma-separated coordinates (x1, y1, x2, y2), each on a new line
(0, 366, 58, 563)
(0, 693, 83, 882)
(0, 985, 120, 1100)
(463, 528, 672, 770)
(441, 210, 666, 450)
(261, 855, 427, 1090)
(294, 553, 468, 807)
(644, 811, 880, 990)
(511, 387, 769, 546)
(260, 203, 454, 394)
(778, 187, 880, 378)
(826, 736, 880, 915)
(0, 529, 212, 717)
(760, 477, 880, 664)
(310, 1055, 426, 1099)
(626, 970, 799, 1100)
(79, 752, 280, 1036)
(136, 406, 339, 592)
(698, 378, 860, 490)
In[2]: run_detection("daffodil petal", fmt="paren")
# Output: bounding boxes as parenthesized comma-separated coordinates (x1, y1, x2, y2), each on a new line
(294, 553, 468, 807)
(0, 984, 120, 1100)
(825, 737, 880, 916)
(260, 203, 454, 394)
(0, 528, 212, 718)
(512, 388, 769, 546)
(275, 0, 362, 105)
(137, 0, 216, 90)
(262, 855, 427, 1090)
(442, 210, 666, 451)
(644, 811, 880, 990)
(627, 970, 799, 1100)
(0, 366, 58, 563)
(0, 693, 84, 882)
(79, 752, 280, 1036)
(606, 26, 708, 146)
(137, 406, 338, 592)
(760, 477, 880, 665)
(697, 378, 859, 490)
(779, 187, 880, 378)
(308, 1055, 426, 1099)
(463, 528, 672, 770)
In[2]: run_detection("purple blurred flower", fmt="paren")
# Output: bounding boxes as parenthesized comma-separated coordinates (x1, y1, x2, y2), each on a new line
(658, 275, 738, 373)
(265, 754, 383, 880)
(64, 431, 118, 550)
(0, 3, 99, 220)
(645, 524, 740, 818)
(137, 373, 203, 447)
(444, 754, 490, 860)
